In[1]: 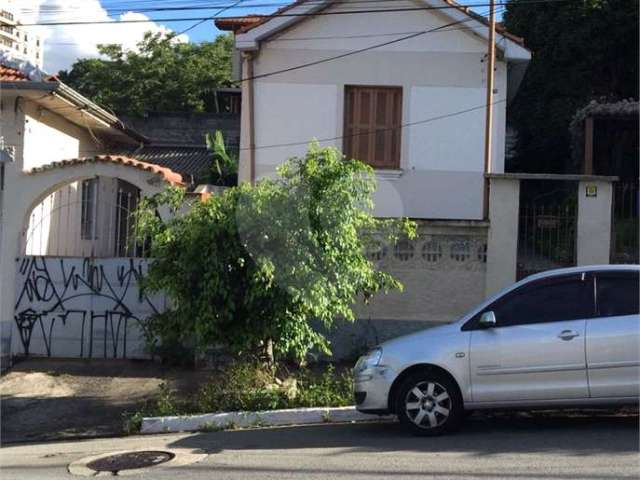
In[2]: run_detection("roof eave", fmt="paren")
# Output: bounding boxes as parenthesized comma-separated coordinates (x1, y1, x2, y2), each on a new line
(234, 0, 532, 60)
(1, 79, 148, 144)
(54, 82, 148, 143)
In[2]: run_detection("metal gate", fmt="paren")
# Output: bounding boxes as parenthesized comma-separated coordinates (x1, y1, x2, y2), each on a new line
(611, 179, 639, 264)
(517, 200, 578, 280)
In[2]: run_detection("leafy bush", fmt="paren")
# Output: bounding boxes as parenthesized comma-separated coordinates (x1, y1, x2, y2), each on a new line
(205, 130, 238, 186)
(136, 144, 416, 364)
(197, 362, 290, 412)
(294, 365, 352, 408)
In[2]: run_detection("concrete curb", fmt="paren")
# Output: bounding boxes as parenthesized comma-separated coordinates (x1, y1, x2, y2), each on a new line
(141, 406, 395, 434)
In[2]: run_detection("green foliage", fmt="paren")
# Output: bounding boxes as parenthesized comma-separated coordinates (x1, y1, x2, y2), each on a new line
(503, 0, 639, 173)
(121, 362, 354, 432)
(205, 130, 238, 185)
(197, 362, 292, 412)
(136, 144, 416, 363)
(294, 364, 352, 408)
(58, 32, 234, 116)
(122, 410, 144, 435)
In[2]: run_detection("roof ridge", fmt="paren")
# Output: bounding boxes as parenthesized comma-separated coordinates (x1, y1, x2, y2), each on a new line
(218, 0, 526, 47)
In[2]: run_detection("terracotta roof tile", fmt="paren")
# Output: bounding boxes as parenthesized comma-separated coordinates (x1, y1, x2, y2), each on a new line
(0, 65, 29, 81)
(27, 155, 186, 186)
(0, 64, 57, 82)
(215, 15, 265, 32)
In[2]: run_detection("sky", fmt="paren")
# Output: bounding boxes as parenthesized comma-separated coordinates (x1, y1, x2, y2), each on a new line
(13, 0, 494, 74)
(14, 0, 277, 73)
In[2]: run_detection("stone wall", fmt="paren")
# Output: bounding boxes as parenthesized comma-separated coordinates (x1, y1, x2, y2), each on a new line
(327, 220, 489, 359)
(121, 112, 240, 149)
(10, 221, 488, 363)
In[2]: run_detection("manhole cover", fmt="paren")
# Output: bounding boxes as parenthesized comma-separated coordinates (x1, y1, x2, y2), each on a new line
(86, 451, 175, 473)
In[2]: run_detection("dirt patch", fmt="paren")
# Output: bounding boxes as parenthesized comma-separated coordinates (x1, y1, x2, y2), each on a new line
(0, 358, 205, 443)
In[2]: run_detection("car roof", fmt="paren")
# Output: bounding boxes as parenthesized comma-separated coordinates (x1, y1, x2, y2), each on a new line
(524, 264, 640, 283)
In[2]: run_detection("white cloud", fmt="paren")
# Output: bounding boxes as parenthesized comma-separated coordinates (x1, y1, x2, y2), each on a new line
(16, 0, 189, 73)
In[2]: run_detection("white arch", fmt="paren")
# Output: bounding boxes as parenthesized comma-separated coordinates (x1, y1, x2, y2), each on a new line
(0, 160, 177, 363)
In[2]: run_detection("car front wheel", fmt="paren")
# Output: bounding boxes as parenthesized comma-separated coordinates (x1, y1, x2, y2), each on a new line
(395, 370, 463, 436)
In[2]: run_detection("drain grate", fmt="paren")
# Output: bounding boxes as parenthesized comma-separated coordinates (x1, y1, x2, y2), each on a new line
(86, 451, 175, 473)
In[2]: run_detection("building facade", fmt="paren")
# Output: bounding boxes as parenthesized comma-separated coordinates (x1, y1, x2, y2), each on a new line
(218, 0, 621, 358)
(0, 0, 43, 68)
(216, 0, 532, 349)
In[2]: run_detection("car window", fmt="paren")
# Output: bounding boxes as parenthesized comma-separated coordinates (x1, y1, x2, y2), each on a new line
(464, 274, 594, 330)
(595, 271, 640, 318)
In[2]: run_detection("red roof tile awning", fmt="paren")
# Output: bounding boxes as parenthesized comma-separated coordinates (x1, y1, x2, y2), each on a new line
(27, 155, 186, 186)
(215, 15, 265, 32)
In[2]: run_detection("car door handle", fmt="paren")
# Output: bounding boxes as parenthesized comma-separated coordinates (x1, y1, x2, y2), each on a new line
(558, 330, 580, 341)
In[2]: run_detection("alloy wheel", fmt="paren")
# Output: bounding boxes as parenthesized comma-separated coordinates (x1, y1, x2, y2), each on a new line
(404, 381, 451, 429)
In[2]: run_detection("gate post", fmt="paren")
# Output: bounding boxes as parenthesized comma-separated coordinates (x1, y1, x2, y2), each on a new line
(577, 179, 614, 265)
(485, 176, 521, 297)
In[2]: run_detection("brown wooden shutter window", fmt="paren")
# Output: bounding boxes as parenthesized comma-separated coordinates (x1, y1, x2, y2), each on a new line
(343, 86, 402, 169)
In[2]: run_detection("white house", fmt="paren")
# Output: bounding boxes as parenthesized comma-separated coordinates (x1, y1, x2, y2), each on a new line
(216, 0, 536, 352)
(0, 61, 184, 364)
(217, 0, 531, 220)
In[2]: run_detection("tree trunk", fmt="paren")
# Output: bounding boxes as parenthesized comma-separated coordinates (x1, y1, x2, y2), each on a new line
(260, 338, 275, 374)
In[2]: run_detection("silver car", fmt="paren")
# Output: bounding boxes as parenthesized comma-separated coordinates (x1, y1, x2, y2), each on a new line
(354, 265, 640, 435)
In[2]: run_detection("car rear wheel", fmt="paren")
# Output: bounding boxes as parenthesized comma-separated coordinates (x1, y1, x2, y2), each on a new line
(395, 370, 463, 436)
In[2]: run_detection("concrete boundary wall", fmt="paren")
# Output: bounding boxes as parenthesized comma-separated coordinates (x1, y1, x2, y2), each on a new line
(12, 256, 165, 359)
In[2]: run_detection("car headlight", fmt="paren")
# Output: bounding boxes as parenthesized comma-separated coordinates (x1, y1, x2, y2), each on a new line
(355, 347, 383, 372)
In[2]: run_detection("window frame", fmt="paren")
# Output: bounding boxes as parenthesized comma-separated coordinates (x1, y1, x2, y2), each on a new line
(462, 273, 596, 331)
(343, 85, 402, 170)
(80, 177, 98, 240)
(593, 270, 640, 319)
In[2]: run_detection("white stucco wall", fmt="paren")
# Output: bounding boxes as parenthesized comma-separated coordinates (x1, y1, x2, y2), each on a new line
(13, 256, 164, 359)
(245, 0, 510, 220)
(21, 100, 98, 171)
(485, 177, 520, 297)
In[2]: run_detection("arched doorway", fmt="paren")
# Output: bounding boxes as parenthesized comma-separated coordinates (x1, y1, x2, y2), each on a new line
(22, 176, 147, 258)
(3, 157, 182, 361)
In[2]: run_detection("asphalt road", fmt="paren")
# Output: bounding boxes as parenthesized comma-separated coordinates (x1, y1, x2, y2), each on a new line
(1, 412, 638, 480)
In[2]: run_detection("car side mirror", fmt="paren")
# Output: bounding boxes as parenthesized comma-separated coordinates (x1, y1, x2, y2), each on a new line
(479, 311, 497, 328)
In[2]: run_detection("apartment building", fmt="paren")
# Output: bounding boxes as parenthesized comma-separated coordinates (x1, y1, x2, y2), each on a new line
(0, 0, 43, 68)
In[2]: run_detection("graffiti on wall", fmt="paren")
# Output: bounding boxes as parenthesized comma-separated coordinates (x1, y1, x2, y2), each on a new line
(14, 256, 164, 358)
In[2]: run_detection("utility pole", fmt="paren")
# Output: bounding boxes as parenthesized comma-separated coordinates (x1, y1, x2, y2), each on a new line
(483, 0, 496, 219)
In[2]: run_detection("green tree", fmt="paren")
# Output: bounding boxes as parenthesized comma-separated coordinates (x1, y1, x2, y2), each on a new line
(58, 32, 234, 116)
(504, 0, 639, 173)
(136, 144, 416, 364)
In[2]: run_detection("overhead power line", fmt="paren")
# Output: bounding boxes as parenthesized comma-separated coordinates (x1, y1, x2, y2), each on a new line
(20, 0, 572, 17)
(172, 0, 247, 37)
(19, 0, 465, 16)
(44, 22, 498, 45)
(0, 97, 507, 155)
(17, 0, 571, 27)
(238, 9, 509, 83)
(242, 99, 507, 151)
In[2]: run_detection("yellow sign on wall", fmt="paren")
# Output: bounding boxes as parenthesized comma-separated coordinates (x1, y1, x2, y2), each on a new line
(585, 184, 598, 197)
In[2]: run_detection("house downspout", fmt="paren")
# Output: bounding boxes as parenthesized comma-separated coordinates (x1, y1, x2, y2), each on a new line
(483, 0, 497, 220)
(240, 51, 256, 185)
